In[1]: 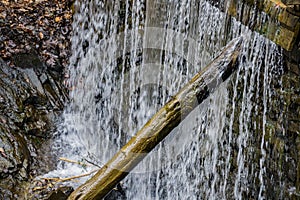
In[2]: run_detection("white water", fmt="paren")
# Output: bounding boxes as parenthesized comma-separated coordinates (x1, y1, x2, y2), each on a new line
(45, 0, 284, 199)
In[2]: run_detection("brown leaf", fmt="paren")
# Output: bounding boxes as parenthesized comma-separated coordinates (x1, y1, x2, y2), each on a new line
(64, 13, 71, 20)
(1, 0, 9, 6)
(18, 8, 28, 12)
(54, 16, 61, 23)
(39, 32, 44, 39)
(0, 147, 6, 158)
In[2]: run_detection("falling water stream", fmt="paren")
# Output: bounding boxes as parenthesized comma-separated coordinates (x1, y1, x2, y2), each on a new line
(45, 0, 285, 199)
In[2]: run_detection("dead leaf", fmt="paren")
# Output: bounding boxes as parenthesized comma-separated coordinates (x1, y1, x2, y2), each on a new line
(18, 8, 28, 12)
(64, 13, 71, 20)
(39, 32, 44, 39)
(54, 16, 61, 23)
(0, 147, 6, 158)
(32, 186, 44, 191)
(1, 0, 9, 6)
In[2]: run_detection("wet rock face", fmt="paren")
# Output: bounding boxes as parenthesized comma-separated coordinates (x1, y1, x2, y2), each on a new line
(223, 54, 300, 199)
(0, 1, 72, 198)
(0, 56, 67, 198)
(252, 58, 300, 198)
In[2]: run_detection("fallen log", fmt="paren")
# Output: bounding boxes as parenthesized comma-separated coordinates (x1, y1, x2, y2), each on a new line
(68, 36, 243, 200)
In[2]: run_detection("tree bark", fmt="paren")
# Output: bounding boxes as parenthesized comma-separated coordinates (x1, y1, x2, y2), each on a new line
(68, 37, 243, 200)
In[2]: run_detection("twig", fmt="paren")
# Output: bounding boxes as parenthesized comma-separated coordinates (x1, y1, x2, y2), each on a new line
(83, 158, 102, 168)
(42, 177, 60, 181)
(86, 152, 105, 168)
(42, 169, 98, 183)
(59, 157, 93, 167)
(59, 169, 98, 182)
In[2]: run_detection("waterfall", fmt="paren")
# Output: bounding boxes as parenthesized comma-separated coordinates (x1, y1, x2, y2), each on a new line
(46, 0, 285, 199)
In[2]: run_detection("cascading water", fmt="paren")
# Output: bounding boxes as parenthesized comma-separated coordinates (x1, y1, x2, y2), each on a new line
(45, 0, 286, 199)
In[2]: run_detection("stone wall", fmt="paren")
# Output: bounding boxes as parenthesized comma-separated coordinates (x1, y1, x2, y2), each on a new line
(265, 56, 300, 199)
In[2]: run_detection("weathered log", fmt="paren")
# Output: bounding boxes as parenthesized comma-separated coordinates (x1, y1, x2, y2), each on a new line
(68, 37, 243, 200)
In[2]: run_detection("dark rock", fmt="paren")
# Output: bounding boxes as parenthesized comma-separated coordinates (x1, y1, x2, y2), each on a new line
(13, 52, 45, 71)
(0, 1, 71, 197)
(0, 55, 67, 195)
(286, 121, 300, 135)
(287, 62, 300, 76)
(46, 186, 74, 200)
(104, 184, 127, 200)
